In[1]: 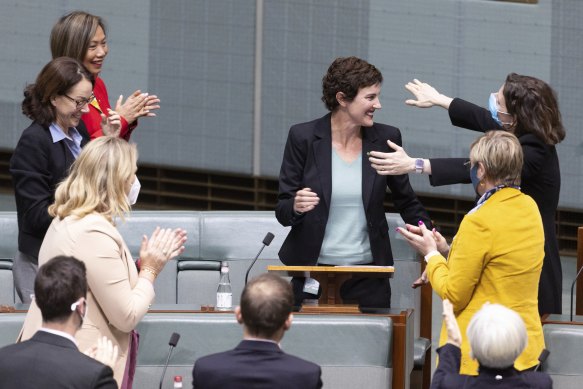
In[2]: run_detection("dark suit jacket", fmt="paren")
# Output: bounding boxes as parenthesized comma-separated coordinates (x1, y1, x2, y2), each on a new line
(0, 330, 116, 389)
(192, 340, 323, 389)
(428, 98, 562, 315)
(276, 113, 431, 266)
(431, 344, 552, 389)
(10, 121, 90, 259)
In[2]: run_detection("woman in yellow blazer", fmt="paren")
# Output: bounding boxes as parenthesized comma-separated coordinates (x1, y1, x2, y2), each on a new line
(20, 136, 187, 387)
(398, 130, 545, 375)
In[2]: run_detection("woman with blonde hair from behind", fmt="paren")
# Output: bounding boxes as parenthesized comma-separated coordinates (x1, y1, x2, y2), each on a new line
(20, 136, 187, 388)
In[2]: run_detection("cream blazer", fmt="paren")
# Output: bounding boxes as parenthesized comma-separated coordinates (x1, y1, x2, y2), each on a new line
(20, 213, 155, 387)
(427, 188, 545, 375)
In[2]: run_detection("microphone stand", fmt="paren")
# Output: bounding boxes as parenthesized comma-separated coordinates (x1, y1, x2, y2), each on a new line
(569, 263, 583, 321)
(245, 232, 275, 285)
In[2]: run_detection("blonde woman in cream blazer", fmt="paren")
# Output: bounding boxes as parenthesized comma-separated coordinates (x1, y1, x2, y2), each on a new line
(398, 131, 545, 376)
(19, 136, 187, 387)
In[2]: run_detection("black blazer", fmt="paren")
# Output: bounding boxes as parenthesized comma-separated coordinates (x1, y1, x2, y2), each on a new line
(276, 113, 431, 266)
(431, 344, 552, 389)
(10, 121, 90, 259)
(192, 340, 323, 389)
(0, 330, 116, 389)
(428, 98, 562, 315)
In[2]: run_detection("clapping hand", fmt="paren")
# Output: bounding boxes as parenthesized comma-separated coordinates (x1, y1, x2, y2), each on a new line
(100, 109, 121, 137)
(84, 336, 119, 369)
(443, 299, 462, 347)
(139, 227, 187, 278)
(115, 90, 161, 124)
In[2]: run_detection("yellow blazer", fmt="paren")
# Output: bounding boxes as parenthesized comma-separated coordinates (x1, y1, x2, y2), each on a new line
(427, 188, 545, 375)
(20, 213, 155, 386)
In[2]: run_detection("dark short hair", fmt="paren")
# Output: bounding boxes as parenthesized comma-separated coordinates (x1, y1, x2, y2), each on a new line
(50, 10, 107, 63)
(321, 56, 383, 111)
(21, 57, 93, 127)
(240, 273, 293, 338)
(34, 256, 87, 323)
(503, 73, 565, 145)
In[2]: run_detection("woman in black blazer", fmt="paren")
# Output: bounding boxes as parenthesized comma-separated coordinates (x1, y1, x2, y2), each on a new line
(9, 57, 120, 302)
(276, 57, 431, 308)
(374, 74, 565, 315)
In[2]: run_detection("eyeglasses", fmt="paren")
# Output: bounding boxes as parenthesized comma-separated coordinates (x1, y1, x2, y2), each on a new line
(464, 160, 472, 171)
(63, 93, 95, 109)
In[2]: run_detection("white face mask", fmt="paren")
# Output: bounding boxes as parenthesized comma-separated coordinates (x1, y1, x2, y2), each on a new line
(127, 177, 141, 205)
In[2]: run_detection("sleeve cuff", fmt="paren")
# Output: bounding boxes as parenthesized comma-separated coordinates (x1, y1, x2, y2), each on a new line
(424, 250, 441, 263)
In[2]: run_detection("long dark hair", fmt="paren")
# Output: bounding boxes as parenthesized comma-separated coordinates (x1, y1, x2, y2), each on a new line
(503, 73, 565, 145)
(22, 57, 93, 127)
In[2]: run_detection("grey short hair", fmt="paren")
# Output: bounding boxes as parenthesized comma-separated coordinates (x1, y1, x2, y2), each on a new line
(467, 303, 527, 368)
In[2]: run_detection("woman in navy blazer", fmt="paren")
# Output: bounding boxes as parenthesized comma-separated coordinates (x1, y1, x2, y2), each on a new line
(10, 57, 120, 302)
(276, 57, 431, 308)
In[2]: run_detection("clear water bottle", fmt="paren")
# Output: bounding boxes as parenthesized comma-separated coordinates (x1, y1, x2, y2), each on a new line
(173, 375, 183, 388)
(216, 261, 232, 311)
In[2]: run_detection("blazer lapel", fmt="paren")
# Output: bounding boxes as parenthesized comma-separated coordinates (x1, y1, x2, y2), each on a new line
(361, 126, 378, 211)
(313, 114, 332, 210)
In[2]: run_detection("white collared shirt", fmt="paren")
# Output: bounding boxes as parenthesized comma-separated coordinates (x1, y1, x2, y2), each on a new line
(49, 123, 83, 158)
(38, 327, 78, 347)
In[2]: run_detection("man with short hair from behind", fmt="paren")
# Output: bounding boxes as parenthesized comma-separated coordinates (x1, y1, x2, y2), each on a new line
(192, 273, 323, 388)
(0, 256, 117, 389)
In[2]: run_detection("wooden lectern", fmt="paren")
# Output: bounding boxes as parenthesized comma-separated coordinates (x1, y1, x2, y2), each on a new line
(267, 265, 394, 313)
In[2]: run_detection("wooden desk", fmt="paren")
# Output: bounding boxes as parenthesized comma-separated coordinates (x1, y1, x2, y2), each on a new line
(268, 265, 394, 306)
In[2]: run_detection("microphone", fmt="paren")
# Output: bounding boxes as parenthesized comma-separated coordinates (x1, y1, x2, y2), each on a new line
(534, 349, 550, 372)
(159, 332, 180, 389)
(245, 232, 275, 285)
(569, 263, 583, 321)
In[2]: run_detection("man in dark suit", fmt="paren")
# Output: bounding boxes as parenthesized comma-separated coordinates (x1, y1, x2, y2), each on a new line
(0, 256, 117, 389)
(192, 273, 323, 389)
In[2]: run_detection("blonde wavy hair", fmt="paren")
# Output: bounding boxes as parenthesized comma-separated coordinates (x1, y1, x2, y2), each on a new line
(49, 136, 137, 223)
(469, 130, 523, 187)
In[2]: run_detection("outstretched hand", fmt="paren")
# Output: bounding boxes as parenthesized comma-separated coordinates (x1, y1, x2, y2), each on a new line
(368, 140, 415, 175)
(405, 79, 453, 109)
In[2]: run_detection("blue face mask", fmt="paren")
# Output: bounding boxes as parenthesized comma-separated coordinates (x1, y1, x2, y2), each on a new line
(488, 93, 503, 126)
(470, 164, 480, 194)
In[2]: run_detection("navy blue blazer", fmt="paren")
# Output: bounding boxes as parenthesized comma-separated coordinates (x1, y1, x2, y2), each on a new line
(192, 340, 323, 389)
(276, 113, 431, 266)
(431, 344, 552, 389)
(0, 330, 116, 389)
(10, 121, 90, 259)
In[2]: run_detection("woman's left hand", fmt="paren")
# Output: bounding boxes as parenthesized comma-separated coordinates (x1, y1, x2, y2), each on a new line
(369, 140, 415, 175)
(396, 221, 437, 256)
(101, 109, 122, 137)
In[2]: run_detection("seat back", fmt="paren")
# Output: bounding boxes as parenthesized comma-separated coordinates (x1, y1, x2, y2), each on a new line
(135, 312, 393, 389)
(542, 322, 583, 388)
